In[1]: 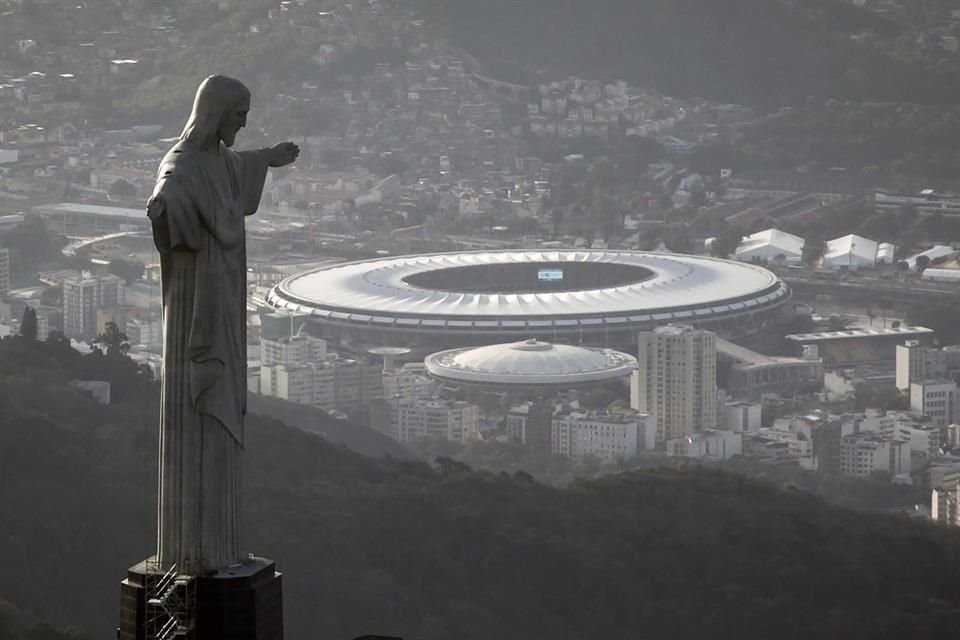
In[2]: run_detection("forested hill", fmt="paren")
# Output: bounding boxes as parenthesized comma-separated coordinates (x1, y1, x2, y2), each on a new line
(0, 599, 88, 640)
(4, 335, 960, 639)
(415, 0, 960, 107)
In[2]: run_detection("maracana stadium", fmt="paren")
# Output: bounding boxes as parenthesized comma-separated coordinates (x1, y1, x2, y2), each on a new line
(265, 250, 791, 352)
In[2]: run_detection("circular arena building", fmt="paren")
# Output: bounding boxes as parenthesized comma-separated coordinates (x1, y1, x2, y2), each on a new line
(425, 339, 638, 389)
(266, 250, 790, 352)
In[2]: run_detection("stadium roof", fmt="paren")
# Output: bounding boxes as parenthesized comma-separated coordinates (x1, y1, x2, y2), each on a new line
(34, 202, 145, 219)
(424, 339, 637, 386)
(267, 250, 788, 322)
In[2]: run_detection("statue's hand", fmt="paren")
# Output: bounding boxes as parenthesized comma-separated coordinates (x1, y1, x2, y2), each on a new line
(146, 194, 164, 218)
(269, 142, 300, 167)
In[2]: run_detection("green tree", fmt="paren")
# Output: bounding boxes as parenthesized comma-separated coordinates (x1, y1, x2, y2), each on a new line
(107, 259, 145, 285)
(906, 301, 960, 343)
(0, 216, 67, 286)
(92, 321, 129, 357)
(20, 307, 38, 342)
(897, 204, 918, 229)
(803, 240, 827, 267)
(108, 178, 137, 200)
(40, 285, 62, 308)
(854, 386, 909, 411)
(711, 227, 743, 259)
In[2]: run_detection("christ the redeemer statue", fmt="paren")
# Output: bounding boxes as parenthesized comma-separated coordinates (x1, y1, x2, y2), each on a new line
(147, 75, 299, 575)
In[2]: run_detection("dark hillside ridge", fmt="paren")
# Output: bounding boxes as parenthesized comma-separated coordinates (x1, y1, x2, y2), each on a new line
(416, 0, 960, 107)
(0, 598, 89, 640)
(247, 392, 409, 458)
(2, 344, 960, 639)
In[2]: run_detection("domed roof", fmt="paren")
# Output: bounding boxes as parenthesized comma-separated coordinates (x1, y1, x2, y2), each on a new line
(424, 339, 637, 386)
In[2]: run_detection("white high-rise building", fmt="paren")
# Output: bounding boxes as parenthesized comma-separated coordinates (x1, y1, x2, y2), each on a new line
(723, 401, 762, 432)
(126, 316, 162, 349)
(910, 380, 959, 428)
(62, 272, 126, 338)
(392, 397, 479, 443)
(259, 358, 382, 414)
(896, 340, 946, 391)
(631, 324, 717, 443)
(930, 460, 960, 527)
(932, 483, 960, 527)
(261, 334, 327, 366)
(382, 365, 434, 399)
(551, 409, 656, 463)
(839, 433, 911, 477)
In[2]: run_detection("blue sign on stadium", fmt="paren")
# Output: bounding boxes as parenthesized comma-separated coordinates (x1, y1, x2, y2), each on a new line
(538, 268, 564, 282)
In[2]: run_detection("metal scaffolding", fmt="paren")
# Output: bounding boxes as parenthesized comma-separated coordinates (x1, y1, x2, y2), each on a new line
(144, 560, 196, 640)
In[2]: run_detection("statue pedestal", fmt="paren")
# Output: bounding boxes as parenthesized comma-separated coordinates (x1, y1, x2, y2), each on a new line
(119, 556, 283, 640)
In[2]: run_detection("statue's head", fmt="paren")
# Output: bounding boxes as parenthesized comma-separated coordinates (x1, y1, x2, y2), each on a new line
(180, 75, 251, 148)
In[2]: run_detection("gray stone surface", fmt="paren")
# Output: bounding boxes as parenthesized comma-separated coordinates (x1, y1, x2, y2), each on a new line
(147, 75, 298, 575)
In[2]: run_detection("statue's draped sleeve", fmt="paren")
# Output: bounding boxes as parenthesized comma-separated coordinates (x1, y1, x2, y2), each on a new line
(147, 143, 271, 443)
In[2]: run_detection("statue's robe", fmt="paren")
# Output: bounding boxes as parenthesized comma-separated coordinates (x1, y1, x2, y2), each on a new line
(148, 140, 271, 574)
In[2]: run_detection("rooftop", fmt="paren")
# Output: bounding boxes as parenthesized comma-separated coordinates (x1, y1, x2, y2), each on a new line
(35, 202, 146, 219)
(786, 326, 934, 342)
(736, 228, 805, 257)
(268, 250, 788, 322)
(424, 339, 637, 386)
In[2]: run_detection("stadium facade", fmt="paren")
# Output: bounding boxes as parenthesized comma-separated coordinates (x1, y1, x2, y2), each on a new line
(266, 250, 791, 352)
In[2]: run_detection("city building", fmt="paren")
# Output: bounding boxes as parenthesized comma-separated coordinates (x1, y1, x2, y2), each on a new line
(125, 316, 162, 350)
(259, 357, 382, 414)
(551, 408, 656, 463)
(723, 401, 762, 433)
(888, 421, 941, 459)
(62, 272, 126, 338)
(930, 458, 960, 526)
(945, 424, 960, 450)
(786, 326, 935, 367)
(0, 247, 9, 297)
(874, 189, 960, 218)
(932, 483, 960, 527)
(743, 428, 813, 466)
(897, 340, 941, 391)
(631, 324, 717, 442)
(382, 364, 434, 399)
(839, 433, 911, 478)
(895, 341, 960, 391)
(261, 333, 328, 366)
(910, 381, 959, 428)
(666, 429, 742, 460)
(769, 413, 848, 472)
(392, 396, 479, 443)
(718, 337, 823, 398)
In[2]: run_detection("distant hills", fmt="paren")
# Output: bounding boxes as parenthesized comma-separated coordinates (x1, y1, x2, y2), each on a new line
(4, 336, 960, 639)
(415, 0, 960, 108)
(0, 599, 87, 640)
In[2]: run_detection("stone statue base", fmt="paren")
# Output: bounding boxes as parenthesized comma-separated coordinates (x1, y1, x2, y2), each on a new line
(118, 556, 283, 640)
